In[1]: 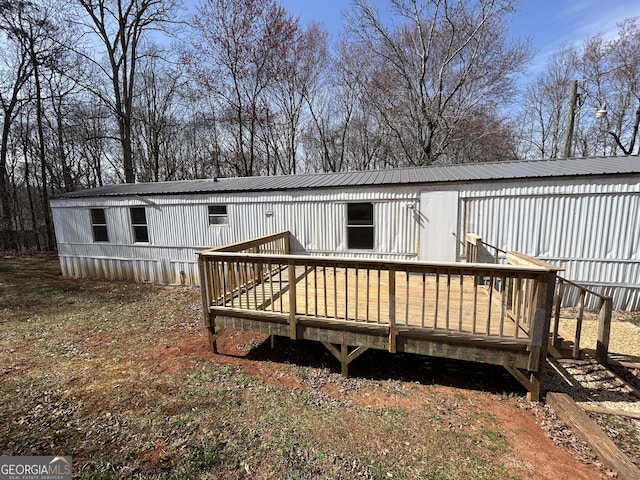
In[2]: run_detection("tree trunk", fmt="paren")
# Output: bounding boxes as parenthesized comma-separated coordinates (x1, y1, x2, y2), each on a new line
(32, 57, 55, 250)
(0, 120, 17, 250)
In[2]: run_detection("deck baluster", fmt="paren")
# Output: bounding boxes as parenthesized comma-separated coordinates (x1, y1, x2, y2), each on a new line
(405, 268, 410, 326)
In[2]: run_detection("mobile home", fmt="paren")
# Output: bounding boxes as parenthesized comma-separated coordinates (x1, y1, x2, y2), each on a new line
(50, 156, 640, 310)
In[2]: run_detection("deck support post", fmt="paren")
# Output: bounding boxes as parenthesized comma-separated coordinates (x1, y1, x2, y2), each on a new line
(208, 326, 226, 354)
(504, 364, 541, 402)
(528, 372, 541, 401)
(321, 342, 369, 377)
(340, 343, 349, 376)
(504, 363, 540, 400)
(200, 255, 223, 354)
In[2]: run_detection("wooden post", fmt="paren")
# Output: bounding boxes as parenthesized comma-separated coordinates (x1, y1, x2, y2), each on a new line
(465, 234, 481, 263)
(284, 231, 291, 254)
(573, 289, 585, 359)
(527, 270, 557, 401)
(288, 260, 297, 340)
(596, 297, 613, 364)
(321, 342, 369, 378)
(552, 278, 565, 347)
(197, 255, 211, 327)
(388, 266, 397, 353)
(341, 343, 349, 377)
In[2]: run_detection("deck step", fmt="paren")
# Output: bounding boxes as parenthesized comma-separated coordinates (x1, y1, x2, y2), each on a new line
(548, 334, 580, 359)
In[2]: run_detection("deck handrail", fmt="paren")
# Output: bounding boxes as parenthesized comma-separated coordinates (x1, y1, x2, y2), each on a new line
(197, 230, 290, 255)
(553, 275, 613, 363)
(465, 233, 507, 264)
(200, 251, 551, 273)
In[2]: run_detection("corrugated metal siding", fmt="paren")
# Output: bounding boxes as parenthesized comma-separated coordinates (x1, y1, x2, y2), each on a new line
(52, 174, 640, 310)
(49, 187, 420, 208)
(463, 178, 640, 310)
(52, 189, 420, 286)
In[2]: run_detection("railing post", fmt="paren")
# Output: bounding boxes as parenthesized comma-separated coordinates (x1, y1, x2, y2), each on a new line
(552, 278, 565, 348)
(197, 255, 211, 327)
(388, 266, 397, 353)
(288, 260, 297, 340)
(573, 290, 585, 359)
(527, 269, 557, 401)
(596, 297, 613, 364)
(198, 254, 221, 353)
(284, 232, 291, 254)
(465, 234, 481, 263)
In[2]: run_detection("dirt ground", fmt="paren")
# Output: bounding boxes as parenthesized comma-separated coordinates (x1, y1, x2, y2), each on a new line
(187, 329, 612, 479)
(1, 255, 636, 479)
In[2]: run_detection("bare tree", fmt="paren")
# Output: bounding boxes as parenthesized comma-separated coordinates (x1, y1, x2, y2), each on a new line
(590, 17, 640, 156)
(266, 23, 328, 174)
(521, 17, 640, 159)
(133, 54, 184, 182)
(0, 1, 34, 249)
(517, 46, 579, 159)
(72, 0, 178, 183)
(190, 0, 315, 177)
(346, 0, 530, 165)
(18, 2, 68, 249)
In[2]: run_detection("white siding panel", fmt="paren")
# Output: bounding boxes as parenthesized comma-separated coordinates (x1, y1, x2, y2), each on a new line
(49, 187, 420, 209)
(463, 184, 640, 310)
(51, 188, 421, 288)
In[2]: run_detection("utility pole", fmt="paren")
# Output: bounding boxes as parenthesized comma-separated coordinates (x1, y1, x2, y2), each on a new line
(563, 80, 579, 158)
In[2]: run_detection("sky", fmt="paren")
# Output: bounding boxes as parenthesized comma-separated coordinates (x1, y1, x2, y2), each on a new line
(278, 0, 640, 79)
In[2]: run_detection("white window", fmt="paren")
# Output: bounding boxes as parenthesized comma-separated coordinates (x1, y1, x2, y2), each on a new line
(130, 207, 149, 243)
(90, 208, 109, 242)
(347, 203, 374, 249)
(208, 205, 228, 225)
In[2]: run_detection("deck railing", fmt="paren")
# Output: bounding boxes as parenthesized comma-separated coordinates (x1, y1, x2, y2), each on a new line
(553, 276, 613, 363)
(198, 232, 556, 356)
(465, 233, 507, 264)
(198, 230, 290, 255)
(466, 233, 614, 364)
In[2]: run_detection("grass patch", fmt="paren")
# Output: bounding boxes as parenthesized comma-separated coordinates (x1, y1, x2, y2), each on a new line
(0, 255, 576, 479)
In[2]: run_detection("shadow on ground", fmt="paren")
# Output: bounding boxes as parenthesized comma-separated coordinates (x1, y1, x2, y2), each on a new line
(242, 335, 525, 396)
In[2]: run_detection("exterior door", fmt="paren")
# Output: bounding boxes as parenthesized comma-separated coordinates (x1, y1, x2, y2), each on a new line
(419, 190, 460, 262)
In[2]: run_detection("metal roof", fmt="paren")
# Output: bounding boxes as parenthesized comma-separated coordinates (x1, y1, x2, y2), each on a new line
(53, 156, 640, 199)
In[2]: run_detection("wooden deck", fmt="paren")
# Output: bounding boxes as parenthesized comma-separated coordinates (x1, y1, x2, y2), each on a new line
(198, 232, 558, 400)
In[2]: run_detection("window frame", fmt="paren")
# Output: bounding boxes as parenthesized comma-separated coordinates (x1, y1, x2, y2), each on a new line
(130, 207, 149, 243)
(346, 202, 375, 250)
(90, 208, 109, 243)
(208, 204, 228, 226)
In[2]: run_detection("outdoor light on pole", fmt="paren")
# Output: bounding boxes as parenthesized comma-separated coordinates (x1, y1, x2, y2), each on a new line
(563, 79, 608, 158)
